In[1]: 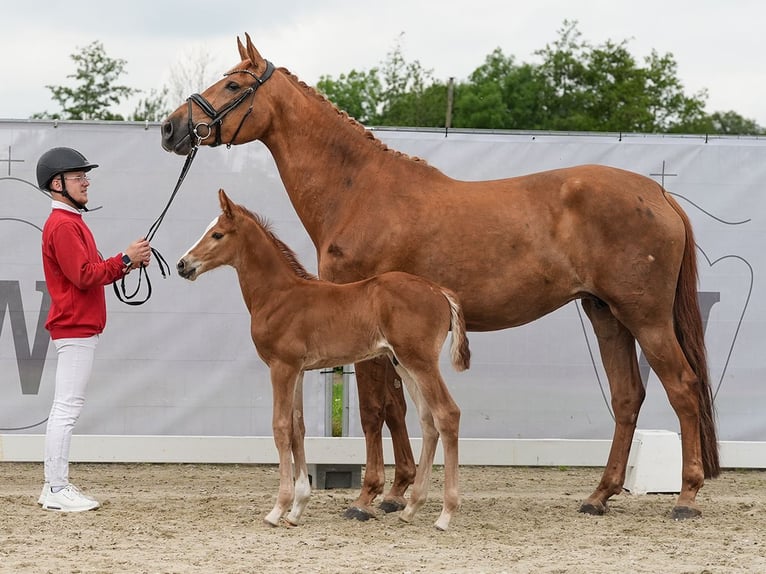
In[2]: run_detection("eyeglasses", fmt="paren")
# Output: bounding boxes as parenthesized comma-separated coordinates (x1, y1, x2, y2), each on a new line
(64, 175, 90, 183)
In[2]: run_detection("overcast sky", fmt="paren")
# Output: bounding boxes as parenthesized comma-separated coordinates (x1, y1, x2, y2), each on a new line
(1, 0, 763, 126)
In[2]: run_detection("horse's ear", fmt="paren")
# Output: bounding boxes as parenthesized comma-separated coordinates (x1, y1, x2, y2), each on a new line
(219, 188, 234, 219)
(237, 36, 247, 61)
(243, 32, 266, 71)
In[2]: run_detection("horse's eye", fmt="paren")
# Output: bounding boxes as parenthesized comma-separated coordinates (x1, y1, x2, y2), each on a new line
(225, 81, 240, 91)
(212, 232, 223, 240)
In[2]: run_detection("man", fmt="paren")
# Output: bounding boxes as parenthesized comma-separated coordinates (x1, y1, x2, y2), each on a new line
(36, 147, 151, 512)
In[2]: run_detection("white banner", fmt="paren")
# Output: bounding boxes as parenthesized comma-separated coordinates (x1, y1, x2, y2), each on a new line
(1, 121, 764, 442)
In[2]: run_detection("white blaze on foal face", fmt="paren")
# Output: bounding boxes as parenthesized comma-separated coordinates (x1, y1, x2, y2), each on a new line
(178, 216, 221, 279)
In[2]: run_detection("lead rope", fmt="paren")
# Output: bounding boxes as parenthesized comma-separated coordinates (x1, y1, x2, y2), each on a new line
(112, 145, 198, 306)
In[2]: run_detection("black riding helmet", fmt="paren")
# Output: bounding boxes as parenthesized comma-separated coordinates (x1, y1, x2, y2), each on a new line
(36, 147, 99, 211)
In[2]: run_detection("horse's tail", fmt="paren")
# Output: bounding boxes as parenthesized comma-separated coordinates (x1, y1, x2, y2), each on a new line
(441, 288, 471, 372)
(665, 192, 721, 478)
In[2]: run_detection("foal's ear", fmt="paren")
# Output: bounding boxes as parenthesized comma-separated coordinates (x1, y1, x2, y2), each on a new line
(218, 188, 234, 219)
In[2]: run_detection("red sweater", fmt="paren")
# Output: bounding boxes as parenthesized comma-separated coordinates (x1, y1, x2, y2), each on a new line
(42, 206, 126, 339)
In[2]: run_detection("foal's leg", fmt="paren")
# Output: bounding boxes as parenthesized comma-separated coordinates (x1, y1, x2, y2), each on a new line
(396, 368, 435, 524)
(286, 373, 311, 526)
(396, 363, 461, 531)
(264, 363, 301, 526)
(579, 299, 645, 516)
(345, 357, 415, 520)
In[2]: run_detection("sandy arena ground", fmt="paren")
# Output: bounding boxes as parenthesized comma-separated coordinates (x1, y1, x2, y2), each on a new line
(1, 463, 764, 573)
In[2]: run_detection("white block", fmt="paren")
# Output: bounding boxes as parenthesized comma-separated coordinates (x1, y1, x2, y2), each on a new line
(624, 429, 682, 494)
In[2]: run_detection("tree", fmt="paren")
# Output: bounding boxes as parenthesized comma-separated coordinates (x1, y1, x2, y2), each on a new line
(317, 68, 383, 124)
(166, 45, 220, 108)
(376, 34, 440, 126)
(707, 111, 762, 135)
(129, 45, 219, 122)
(129, 87, 170, 122)
(530, 20, 711, 133)
(451, 48, 548, 130)
(290, 24, 765, 135)
(32, 41, 138, 121)
(317, 33, 441, 126)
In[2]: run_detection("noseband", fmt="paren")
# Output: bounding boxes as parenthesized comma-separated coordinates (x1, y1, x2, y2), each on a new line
(186, 60, 275, 148)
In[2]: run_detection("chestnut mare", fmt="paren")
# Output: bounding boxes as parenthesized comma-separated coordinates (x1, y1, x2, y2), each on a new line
(177, 189, 470, 530)
(161, 34, 719, 521)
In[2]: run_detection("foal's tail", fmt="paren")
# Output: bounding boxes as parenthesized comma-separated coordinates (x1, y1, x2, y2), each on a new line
(665, 192, 720, 478)
(441, 288, 471, 372)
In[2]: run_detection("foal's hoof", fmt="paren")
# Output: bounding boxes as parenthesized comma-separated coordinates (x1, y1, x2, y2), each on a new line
(671, 505, 701, 520)
(579, 501, 607, 516)
(379, 499, 406, 514)
(344, 506, 374, 521)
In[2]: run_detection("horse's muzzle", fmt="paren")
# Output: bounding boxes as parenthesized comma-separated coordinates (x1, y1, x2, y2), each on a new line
(160, 119, 192, 155)
(176, 258, 197, 280)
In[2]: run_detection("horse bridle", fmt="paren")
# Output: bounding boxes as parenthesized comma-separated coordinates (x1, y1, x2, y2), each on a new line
(186, 60, 275, 148)
(113, 61, 274, 306)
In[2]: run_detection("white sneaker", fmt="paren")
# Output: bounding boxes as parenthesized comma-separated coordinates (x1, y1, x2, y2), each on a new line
(42, 484, 100, 512)
(39, 482, 95, 505)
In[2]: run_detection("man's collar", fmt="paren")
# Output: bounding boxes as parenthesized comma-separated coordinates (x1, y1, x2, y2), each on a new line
(51, 199, 82, 214)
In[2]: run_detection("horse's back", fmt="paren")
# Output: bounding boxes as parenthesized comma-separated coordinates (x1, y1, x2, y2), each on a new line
(320, 163, 687, 330)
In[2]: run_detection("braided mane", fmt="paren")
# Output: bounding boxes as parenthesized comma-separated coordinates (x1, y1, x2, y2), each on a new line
(277, 66, 430, 166)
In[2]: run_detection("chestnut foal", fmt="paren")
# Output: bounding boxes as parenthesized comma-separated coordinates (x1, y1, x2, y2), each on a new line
(177, 189, 470, 530)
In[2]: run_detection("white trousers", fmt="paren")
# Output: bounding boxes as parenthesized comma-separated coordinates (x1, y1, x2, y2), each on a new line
(44, 335, 98, 487)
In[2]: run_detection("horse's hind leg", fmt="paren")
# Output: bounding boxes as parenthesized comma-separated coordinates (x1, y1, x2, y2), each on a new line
(579, 299, 645, 516)
(380, 358, 417, 512)
(634, 324, 707, 519)
(344, 357, 415, 521)
(396, 368, 435, 524)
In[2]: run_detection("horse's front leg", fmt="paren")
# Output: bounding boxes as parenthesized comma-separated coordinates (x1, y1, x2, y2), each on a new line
(286, 372, 311, 526)
(264, 363, 301, 526)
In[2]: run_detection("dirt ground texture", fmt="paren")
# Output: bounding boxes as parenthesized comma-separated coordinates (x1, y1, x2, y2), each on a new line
(1, 463, 764, 574)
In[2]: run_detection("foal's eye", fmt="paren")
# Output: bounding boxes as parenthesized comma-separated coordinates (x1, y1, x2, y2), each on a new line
(212, 232, 223, 240)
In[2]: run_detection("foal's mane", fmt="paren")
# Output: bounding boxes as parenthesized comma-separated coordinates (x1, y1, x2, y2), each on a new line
(277, 66, 431, 167)
(234, 203, 317, 280)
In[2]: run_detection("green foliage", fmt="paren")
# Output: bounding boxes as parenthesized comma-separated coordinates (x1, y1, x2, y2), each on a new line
(317, 69, 383, 124)
(332, 377, 343, 437)
(316, 22, 764, 135)
(32, 41, 138, 121)
(129, 87, 171, 122)
(318, 34, 445, 127)
(30, 26, 764, 135)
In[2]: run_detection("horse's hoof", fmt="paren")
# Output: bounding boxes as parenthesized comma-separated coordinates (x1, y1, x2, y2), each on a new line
(379, 499, 406, 514)
(579, 501, 607, 516)
(671, 505, 701, 520)
(344, 506, 374, 521)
